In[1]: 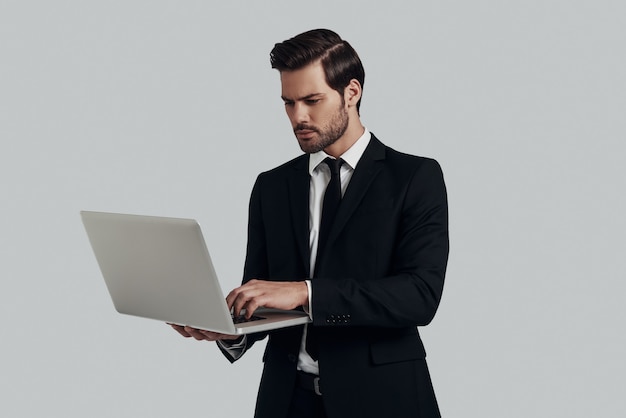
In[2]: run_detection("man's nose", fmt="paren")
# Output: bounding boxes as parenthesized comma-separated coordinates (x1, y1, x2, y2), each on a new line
(291, 103, 309, 125)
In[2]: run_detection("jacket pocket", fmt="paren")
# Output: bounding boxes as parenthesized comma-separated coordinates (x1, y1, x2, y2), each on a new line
(370, 331, 426, 365)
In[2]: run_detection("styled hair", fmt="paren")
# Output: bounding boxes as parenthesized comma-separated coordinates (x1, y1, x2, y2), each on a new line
(270, 29, 365, 112)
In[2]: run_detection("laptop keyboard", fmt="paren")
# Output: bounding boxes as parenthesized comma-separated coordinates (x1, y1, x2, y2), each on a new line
(232, 314, 265, 324)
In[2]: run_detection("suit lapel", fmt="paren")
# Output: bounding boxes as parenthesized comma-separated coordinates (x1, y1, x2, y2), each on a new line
(325, 135, 386, 252)
(287, 156, 311, 276)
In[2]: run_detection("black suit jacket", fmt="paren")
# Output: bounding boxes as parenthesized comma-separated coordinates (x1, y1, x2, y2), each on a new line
(226, 134, 448, 418)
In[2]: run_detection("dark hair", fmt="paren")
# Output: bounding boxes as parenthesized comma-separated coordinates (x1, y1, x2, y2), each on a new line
(270, 29, 365, 112)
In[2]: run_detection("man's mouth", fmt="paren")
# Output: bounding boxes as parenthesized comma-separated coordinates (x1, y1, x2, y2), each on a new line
(295, 128, 316, 139)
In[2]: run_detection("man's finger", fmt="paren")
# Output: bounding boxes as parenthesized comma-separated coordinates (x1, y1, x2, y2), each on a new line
(231, 287, 260, 318)
(184, 326, 210, 341)
(169, 323, 192, 338)
(226, 286, 247, 312)
(199, 330, 241, 341)
(243, 297, 262, 319)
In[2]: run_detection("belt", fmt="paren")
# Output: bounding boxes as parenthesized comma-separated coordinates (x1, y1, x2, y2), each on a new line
(296, 371, 322, 396)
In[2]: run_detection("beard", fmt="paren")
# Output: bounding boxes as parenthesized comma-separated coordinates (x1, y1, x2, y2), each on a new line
(294, 105, 349, 154)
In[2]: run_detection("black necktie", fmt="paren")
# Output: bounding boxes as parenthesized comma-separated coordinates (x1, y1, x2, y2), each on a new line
(307, 157, 344, 360)
(315, 157, 344, 273)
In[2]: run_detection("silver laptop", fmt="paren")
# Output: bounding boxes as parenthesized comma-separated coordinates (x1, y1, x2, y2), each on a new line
(80, 211, 311, 334)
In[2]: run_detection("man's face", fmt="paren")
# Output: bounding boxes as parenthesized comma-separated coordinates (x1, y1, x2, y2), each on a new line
(280, 61, 349, 154)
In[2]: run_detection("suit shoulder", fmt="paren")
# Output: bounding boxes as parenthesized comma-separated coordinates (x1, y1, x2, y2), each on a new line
(383, 145, 443, 174)
(256, 154, 308, 180)
(370, 134, 441, 169)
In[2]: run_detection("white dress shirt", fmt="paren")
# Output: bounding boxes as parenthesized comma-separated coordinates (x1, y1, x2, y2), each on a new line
(222, 129, 372, 376)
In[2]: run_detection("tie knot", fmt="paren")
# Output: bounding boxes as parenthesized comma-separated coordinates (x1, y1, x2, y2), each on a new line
(323, 157, 343, 177)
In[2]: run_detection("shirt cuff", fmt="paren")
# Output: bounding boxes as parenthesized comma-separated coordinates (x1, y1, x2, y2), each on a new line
(303, 280, 313, 320)
(217, 335, 247, 360)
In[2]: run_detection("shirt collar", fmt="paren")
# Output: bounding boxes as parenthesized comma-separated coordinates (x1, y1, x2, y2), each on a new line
(308, 128, 371, 175)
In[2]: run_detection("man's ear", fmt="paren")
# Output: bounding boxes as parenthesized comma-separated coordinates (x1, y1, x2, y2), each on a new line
(344, 79, 362, 108)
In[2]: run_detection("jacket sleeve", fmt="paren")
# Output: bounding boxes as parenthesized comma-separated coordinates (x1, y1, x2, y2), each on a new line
(311, 158, 449, 329)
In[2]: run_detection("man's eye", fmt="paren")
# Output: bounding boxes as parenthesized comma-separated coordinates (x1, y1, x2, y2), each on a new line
(284, 102, 294, 107)
(306, 99, 320, 105)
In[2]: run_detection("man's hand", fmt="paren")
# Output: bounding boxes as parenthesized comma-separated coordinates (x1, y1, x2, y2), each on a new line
(226, 279, 308, 319)
(169, 324, 241, 342)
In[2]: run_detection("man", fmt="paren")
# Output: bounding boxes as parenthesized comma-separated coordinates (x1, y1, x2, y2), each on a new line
(171, 29, 449, 418)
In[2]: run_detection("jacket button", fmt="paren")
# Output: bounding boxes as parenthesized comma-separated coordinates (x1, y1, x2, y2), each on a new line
(287, 354, 297, 363)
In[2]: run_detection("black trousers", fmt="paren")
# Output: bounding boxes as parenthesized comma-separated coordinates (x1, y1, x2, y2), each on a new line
(286, 385, 327, 418)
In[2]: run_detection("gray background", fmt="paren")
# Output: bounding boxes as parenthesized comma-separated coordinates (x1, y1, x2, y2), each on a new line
(1, 1, 624, 416)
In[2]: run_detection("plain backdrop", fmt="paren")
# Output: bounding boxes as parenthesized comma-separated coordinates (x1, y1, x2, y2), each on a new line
(1, 1, 624, 416)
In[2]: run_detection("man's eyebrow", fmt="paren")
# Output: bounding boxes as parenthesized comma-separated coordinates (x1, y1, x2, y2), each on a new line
(281, 93, 325, 102)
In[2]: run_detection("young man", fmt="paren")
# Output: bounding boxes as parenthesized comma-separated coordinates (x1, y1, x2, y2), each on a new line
(171, 29, 449, 418)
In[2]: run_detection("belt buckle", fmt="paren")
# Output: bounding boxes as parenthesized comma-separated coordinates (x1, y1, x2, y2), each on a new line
(313, 377, 322, 396)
